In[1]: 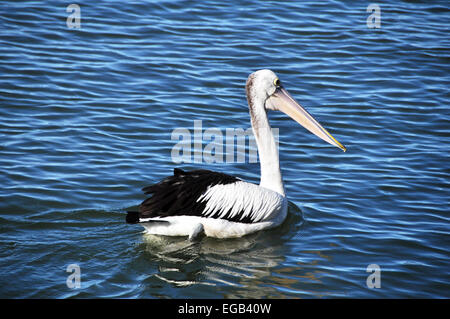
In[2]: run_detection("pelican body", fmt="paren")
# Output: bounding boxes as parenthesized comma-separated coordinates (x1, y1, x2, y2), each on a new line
(126, 69, 345, 239)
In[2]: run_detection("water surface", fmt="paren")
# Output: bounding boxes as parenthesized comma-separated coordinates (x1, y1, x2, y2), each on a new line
(0, 0, 449, 298)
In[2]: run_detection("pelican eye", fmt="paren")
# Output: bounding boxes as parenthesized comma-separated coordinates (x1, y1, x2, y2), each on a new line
(274, 78, 281, 87)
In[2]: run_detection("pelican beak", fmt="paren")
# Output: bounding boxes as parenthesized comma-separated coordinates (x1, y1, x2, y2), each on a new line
(266, 87, 346, 152)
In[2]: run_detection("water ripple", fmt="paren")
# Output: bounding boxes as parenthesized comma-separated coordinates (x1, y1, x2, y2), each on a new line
(0, 0, 449, 298)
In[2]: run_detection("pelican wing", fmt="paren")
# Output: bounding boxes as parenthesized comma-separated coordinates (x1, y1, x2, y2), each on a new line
(136, 168, 285, 224)
(197, 181, 285, 223)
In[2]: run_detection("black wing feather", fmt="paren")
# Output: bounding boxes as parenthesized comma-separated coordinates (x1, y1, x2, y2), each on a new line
(138, 168, 240, 220)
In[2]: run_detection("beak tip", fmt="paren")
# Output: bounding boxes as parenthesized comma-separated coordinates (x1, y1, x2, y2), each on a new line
(336, 143, 346, 152)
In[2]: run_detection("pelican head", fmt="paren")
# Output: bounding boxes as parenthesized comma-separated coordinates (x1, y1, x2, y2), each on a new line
(246, 69, 346, 152)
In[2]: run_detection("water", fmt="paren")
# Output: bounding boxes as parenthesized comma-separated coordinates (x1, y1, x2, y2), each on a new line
(0, 0, 449, 298)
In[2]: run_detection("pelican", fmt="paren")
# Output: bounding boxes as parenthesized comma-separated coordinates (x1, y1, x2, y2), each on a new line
(126, 69, 346, 240)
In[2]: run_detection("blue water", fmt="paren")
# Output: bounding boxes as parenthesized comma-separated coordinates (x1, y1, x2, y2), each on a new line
(0, 0, 449, 298)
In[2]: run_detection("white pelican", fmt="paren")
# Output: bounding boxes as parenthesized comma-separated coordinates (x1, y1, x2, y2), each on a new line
(126, 69, 346, 240)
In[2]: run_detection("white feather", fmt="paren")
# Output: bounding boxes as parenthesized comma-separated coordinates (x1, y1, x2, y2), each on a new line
(197, 181, 286, 223)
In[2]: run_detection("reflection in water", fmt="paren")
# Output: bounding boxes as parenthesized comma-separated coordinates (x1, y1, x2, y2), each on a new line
(134, 202, 336, 297)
